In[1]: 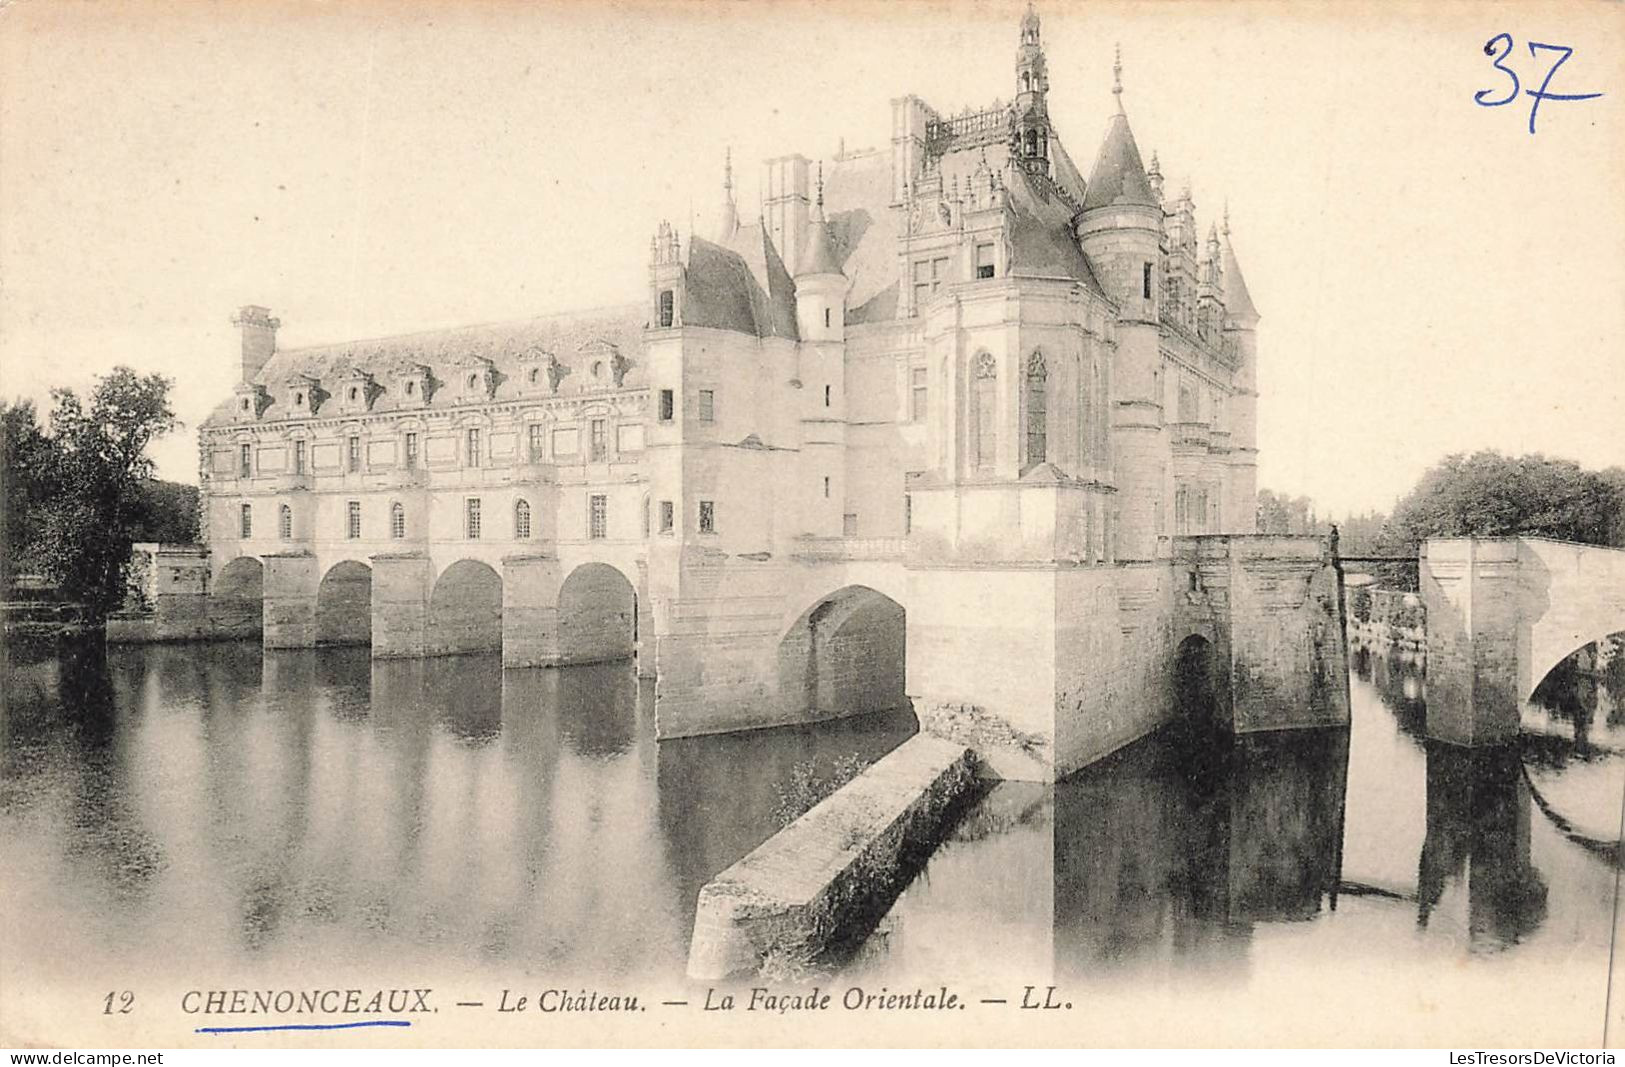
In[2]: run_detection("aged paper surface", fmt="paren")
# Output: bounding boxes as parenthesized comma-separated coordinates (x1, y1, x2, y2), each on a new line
(2, 0, 1623, 1050)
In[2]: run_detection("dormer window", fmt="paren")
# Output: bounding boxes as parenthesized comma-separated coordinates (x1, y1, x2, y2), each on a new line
(658, 290, 675, 328)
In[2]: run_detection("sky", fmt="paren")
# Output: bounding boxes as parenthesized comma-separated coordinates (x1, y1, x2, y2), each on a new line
(2, 0, 1621, 517)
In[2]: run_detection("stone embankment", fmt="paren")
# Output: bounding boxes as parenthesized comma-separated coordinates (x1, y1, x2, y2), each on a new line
(686, 734, 977, 980)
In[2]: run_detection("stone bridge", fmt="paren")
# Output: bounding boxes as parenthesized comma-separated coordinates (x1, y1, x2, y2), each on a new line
(1421, 537, 1625, 746)
(121, 533, 1350, 782)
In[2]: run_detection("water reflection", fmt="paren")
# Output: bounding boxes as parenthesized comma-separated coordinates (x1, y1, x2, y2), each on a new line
(1, 641, 915, 984)
(2, 633, 1619, 993)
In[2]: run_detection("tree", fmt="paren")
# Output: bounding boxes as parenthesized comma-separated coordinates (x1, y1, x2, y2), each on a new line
(1383, 451, 1625, 553)
(1, 399, 56, 589)
(28, 368, 180, 620)
(1256, 488, 1316, 534)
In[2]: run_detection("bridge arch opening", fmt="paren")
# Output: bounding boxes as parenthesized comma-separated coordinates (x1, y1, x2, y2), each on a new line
(1174, 633, 1220, 723)
(427, 559, 503, 656)
(316, 561, 372, 646)
(557, 562, 637, 666)
(1528, 631, 1624, 739)
(210, 556, 263, 638)
(776, 585, 908, 721)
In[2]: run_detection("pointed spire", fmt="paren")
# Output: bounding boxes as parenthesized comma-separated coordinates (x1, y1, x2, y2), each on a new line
(1112, 43, 1124, 113)
(1220, 209, 1259, 322)
(717, 147, 739, 242)
(1222, 200, 1231, 238)
(795, 160, 842, 278)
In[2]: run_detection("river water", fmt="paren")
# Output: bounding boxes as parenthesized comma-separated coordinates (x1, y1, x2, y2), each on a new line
(3, 638, 1622, 1043)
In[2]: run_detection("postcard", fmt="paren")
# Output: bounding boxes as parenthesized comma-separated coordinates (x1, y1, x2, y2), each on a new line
(2, 0, 1622, 1050)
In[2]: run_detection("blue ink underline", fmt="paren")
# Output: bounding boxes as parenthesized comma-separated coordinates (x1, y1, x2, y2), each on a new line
(197, 1020, 413, 1034)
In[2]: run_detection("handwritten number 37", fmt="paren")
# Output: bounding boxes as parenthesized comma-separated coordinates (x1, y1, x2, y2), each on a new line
(1476, 34, 1603, 134)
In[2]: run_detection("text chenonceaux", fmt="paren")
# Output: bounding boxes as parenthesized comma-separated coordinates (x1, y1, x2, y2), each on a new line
(180, 989, 435, 1015)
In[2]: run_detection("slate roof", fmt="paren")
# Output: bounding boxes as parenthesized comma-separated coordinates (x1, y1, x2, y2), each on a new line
(822, 149, 899, 324)
(1082, 111, 1156, 211)
(1222, 237, 1259, 320)
(206, 303, 647, 425)
(683, 223, 800, 340)
(1005, 165, 1107, 295)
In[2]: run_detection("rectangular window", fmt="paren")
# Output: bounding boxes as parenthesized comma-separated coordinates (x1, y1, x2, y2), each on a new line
(294, 440, 306, 474)
(823, 476, 831, 499)
(910, 367, 927, 422)
(466, 497, 482, 540)
(390, 504, 405, 539)
(1178, 381, 1198, 423)
(590, 419, 607, 461)
(589, 494, 607, 540)
(239, 444, 251, 478)
(824, 384, 831, 408)
(659, 500, 674, 533)
(346, 500, 361, 539)
(698, 389, 714, 422)
(528, 424, 545, 462)
(279, 505, 292, 540)
(843, 513, 858, 537)
(659, 389, 674, 422)
(1143, 262, 1153, 300)
(347, 435, 360, 473)
(904, 493, 912, 535)
(699, 500, 715, 534)
(239, 503, 252, 538)
(658, 289, 674, 328)
(824, 307, 832, 328)
(976, 243, 996, 280)
(466, 428, 481, 467)
(404, 432, 418, 469)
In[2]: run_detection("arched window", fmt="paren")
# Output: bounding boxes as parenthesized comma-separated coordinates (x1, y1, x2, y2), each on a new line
(514, 499, 532, 540)
(1024, 351, 1047, 470)
(972, 351, 997, 471)
(279, 504, 292, 540)
(390, 502, 405, 539)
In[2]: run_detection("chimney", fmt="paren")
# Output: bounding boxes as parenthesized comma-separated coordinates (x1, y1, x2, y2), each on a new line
(232, 305, 280, 383)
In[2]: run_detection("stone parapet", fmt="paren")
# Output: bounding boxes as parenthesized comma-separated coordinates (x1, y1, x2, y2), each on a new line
(686, 734, 976, 980)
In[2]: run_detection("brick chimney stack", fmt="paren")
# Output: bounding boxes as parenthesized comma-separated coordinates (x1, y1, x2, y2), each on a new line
(232, 305, 280, 384)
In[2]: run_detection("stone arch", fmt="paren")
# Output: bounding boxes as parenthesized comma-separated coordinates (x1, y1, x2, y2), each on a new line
(427, 559, 503, 656)
(1528, 630, 1624, 712)
(210, 556, 263, 638)
(1174, 632, 1220, 723)
(316, 560, 372, 646)
(776, 585, 908, 721)
(557, 562, 637, 665)
(1527, 623, 1618, 708)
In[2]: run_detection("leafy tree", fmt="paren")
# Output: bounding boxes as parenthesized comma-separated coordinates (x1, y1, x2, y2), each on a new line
(1256, 488, 1316, 534)
(1383, 451, 1625, 553)
(0, 399, 56, 589)
(27, 368, 180, 620)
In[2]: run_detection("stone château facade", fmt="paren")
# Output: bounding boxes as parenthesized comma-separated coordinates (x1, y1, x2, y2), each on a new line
(189, 6, 1338, 781)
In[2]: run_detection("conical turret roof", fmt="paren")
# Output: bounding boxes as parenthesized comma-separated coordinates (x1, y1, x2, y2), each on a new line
(1222, 234, 1259, 321)
(1082, 111, 1156, 211)
(796, 166, 844, 278)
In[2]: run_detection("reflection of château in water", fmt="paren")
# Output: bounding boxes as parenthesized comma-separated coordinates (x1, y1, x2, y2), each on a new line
(1052, 726, 1350, 971)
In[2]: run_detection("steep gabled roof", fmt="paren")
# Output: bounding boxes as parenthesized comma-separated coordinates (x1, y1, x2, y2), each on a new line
(1004, 165, 1107, 296)
(1082, 112, 1156, 211)
(683, 224, 800, 340)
